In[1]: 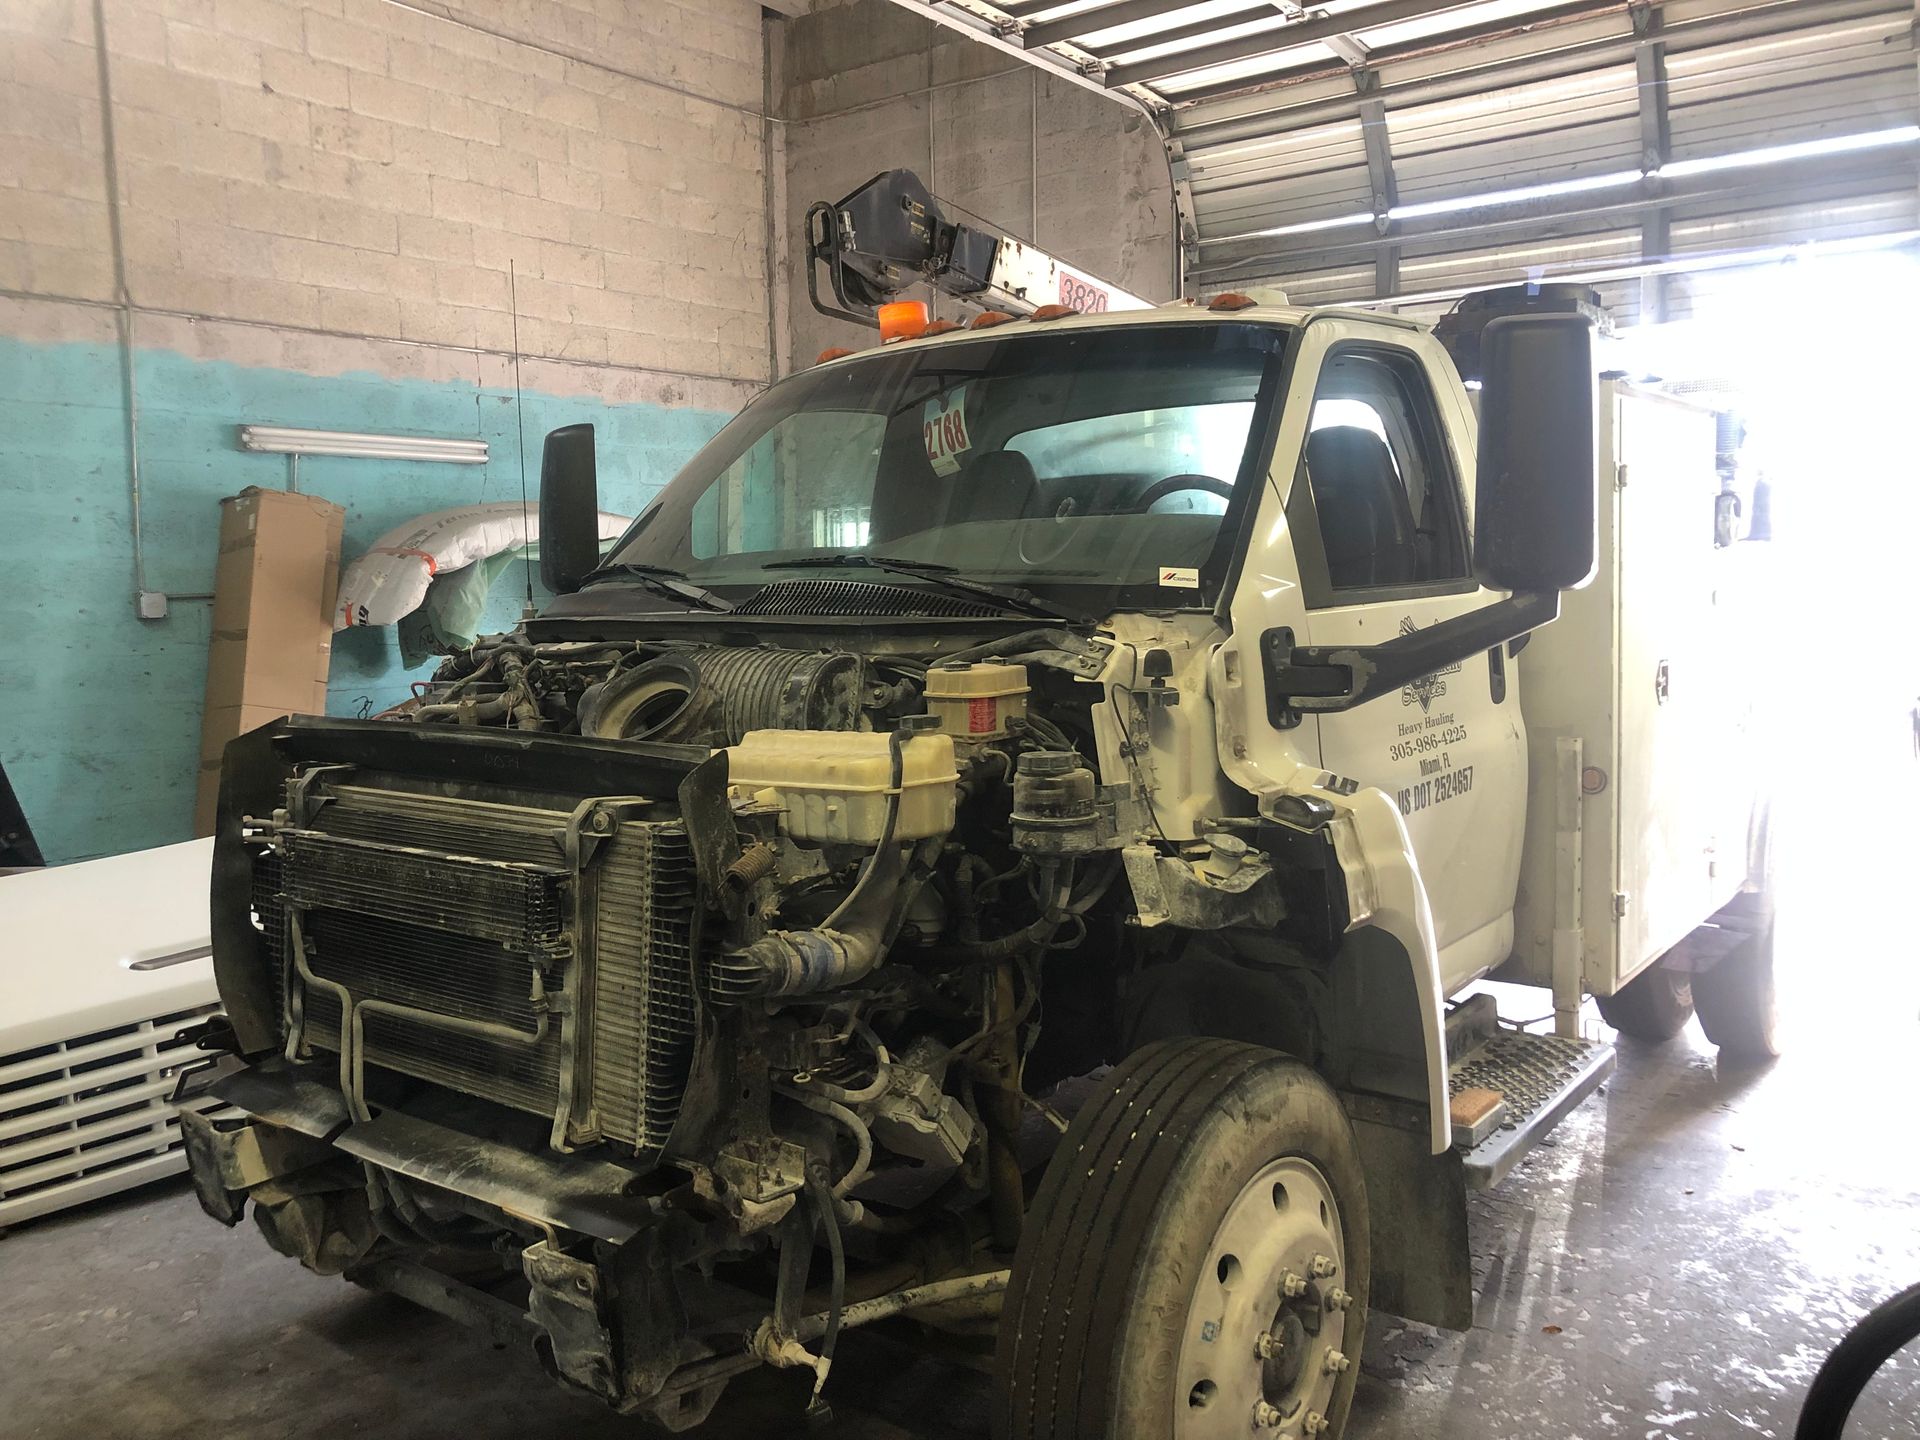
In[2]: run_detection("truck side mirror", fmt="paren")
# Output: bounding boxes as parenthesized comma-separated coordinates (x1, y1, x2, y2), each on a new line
(1473, 313, 1597, 593)
(539, 423, 599, 595)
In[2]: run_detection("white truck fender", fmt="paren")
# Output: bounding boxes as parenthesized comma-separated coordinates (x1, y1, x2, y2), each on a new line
(1319, 786, 1453, 1154)
(1328, 783, 1443, 1159)
(1211, 647, 1451, 1155)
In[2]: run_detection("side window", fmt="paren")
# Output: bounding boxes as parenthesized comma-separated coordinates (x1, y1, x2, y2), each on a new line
(1295, 348, 1470, 601)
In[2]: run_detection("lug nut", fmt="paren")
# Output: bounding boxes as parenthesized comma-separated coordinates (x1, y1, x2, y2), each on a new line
(1323, 1349, 1350, 1375)
(1253, 1400, 1284, 1429)
(1254, 1330, 1277, 1360)
(1325, 1288, 1352, 1312)
(1309, 1254, 1338, 1279)
(1282, 1270, 1309, 1297)
(1303, 1413, 1330, 1436)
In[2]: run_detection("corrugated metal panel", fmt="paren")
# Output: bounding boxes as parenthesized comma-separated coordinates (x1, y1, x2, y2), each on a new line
(891, 0, 1916, 302)
(1398, 224, 1642, 293)
(1224, 221, 1642, 312)
(1388, 61, 1643, 203)
(1189, 116, 1373, 237)
(1386, 275, 1640, 327)
(1246, 258, 1378, 306)
(1669, 186, 1920, 256)
(1665, 11, 1916, 160)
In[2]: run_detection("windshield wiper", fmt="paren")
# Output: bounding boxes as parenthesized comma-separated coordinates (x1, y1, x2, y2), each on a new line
(576, 562, 733, 612)
(764, 554, 1079, 621)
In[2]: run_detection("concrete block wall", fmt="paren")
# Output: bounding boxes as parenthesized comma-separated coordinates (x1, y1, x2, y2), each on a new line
(1, 0, 1182, 862)
(775, 0, 1176, 367)
(6, 0, 771, 379)
(0, 0, 772, 862)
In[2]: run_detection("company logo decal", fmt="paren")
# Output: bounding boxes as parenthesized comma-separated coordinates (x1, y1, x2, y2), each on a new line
(1398, 615, 1462, 713)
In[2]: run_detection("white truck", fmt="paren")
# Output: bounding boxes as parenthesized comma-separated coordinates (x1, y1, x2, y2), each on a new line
(179, 176, 1773, 1440)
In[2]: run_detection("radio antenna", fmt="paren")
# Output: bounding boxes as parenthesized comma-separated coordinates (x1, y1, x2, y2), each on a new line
(509, 258, 535, 616)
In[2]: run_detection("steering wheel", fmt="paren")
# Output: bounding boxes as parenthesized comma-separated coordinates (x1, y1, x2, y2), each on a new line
(1016, 496, 1082, 567)
(1134, 473, 1234, 512)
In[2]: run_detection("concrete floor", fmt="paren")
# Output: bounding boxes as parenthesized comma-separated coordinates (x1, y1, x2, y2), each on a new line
(6, 737, 1918, 1439)
(6, 992, 1917, 1439)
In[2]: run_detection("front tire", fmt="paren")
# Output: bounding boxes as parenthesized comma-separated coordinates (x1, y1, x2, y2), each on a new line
(995, 1038, 1370, 1440)
(1596, 964, 1695, 1041)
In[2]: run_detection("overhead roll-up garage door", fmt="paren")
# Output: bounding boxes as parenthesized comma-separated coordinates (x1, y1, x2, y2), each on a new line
(885, 0, 1919, 316)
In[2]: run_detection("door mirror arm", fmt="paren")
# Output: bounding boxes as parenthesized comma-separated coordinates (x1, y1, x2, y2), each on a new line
(1260, 590, 1559, 727)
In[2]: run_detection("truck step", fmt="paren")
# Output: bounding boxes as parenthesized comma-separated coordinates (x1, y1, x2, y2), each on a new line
(1449, 1029, 1614, 1190)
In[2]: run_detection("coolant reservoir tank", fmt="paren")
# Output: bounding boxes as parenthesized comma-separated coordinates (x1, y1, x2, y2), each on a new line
(924, 662, 1029, 740)
(725, 729, 959, 846)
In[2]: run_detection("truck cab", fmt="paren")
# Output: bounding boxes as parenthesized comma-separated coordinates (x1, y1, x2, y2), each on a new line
(182, 282, 1773, 1440)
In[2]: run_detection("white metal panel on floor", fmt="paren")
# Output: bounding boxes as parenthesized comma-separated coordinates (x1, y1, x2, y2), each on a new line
(0, 840, 225, 1227)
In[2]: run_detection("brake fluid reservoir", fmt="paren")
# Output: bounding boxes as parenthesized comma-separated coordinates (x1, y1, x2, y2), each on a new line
(924, 662, 1029, 740)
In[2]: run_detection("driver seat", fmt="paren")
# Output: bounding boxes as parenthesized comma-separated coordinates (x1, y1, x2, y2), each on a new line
(964, 450, 1042, 523)
(1306, 425, 1419, 588)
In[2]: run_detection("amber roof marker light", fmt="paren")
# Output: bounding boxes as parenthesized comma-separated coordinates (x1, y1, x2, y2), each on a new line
(878, 300, 929, 341)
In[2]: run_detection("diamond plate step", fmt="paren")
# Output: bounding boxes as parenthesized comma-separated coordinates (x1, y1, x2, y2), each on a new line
(1450, 1030, 1615, 1190)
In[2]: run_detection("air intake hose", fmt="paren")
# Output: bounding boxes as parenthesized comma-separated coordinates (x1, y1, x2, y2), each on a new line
(716, 723, 939, 1000)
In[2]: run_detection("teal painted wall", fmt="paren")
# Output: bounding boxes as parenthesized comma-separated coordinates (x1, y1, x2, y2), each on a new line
(0, 333, 735, 864)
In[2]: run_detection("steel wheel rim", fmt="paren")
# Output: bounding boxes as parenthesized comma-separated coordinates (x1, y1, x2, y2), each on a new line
(1174, 1155, 1351, 1438)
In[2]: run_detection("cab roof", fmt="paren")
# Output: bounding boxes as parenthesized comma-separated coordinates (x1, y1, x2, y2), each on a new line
(810, 296, 1428, 370)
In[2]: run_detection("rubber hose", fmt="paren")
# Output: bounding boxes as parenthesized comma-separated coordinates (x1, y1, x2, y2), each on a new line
(1795, 1281, 1920, 1440)
(805, 1166, 847, 1402)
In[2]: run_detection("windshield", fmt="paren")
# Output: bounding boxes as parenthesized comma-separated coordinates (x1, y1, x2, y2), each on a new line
(603, 322, 1288, 612)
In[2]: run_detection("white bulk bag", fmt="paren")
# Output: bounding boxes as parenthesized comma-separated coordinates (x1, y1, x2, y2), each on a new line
(335, 502, 630, 630)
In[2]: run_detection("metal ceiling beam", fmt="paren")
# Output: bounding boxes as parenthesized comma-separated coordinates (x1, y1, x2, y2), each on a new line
(1631, 2, 1673, 322)
(881, 1, 1170, 112)
(1098, 5, 1283, 62)
(1189, 146, 1920, 278)
(1354, 66, 1401, 294)
(1022, 0, 1215, 50)
(1631, 3, 1669, 172)
(1103, 0, 1485, 90)
(1173, 0, 1898, 149)
(1171, 0, 1623, 115)
(1365, 226, 1920, 310)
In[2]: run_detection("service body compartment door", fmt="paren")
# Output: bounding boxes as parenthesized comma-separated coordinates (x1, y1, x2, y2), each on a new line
(1511, 383, 1758, 996)
(1610, 390, 1750, 977)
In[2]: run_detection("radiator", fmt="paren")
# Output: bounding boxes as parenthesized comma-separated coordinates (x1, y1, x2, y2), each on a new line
(265, 777, 699, 1155)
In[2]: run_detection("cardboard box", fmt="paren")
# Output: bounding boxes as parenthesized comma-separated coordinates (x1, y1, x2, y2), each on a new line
(194, 487, 345, 835)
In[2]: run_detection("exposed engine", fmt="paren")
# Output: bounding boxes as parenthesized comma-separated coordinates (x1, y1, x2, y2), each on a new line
(197, 627, 1218, 1426)
(373, 631, 1125, 1153)
(400, 638, 892, 742)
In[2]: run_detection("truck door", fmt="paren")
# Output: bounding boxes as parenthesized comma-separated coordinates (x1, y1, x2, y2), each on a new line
(1284, 336, 1527, 991)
